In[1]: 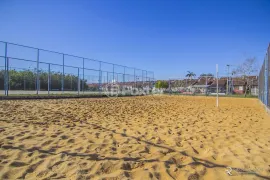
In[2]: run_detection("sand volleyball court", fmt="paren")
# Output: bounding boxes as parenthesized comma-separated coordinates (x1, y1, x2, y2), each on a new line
(0, 96, 270, 179)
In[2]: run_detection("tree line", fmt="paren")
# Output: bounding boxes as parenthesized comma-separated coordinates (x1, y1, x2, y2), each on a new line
(0, 69, 89, 91)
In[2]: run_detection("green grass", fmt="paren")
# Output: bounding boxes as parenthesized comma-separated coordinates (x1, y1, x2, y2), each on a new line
(0, 92, 143, 99)
(164, 92, 258, 98)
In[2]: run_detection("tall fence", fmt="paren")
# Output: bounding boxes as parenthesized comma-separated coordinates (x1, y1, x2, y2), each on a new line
(258, 44, 270, 106)
(0, 41, 155, 96)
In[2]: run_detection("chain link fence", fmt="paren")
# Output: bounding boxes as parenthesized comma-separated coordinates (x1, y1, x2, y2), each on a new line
(0, 41, 155, 96)
(258, 44, 270, 106)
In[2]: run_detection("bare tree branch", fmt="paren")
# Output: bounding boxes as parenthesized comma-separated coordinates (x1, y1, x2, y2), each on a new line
(234, 57, 258, 96)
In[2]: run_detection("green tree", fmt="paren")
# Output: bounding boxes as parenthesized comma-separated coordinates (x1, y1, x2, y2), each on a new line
(1, 68, 89, 91)
(185, 71, 196, 79)
(155, 80, 168, 89)
(200, 73, 213, 77)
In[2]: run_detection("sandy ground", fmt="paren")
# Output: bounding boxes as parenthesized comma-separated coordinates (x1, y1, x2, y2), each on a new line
(0, 96, 270, 180)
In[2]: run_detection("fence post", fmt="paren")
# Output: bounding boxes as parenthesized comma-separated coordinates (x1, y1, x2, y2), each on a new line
(142, 70, 144, 85)
(36, 49, 40, 95)
(267, 49, 270, 106)
(83, 58, 85, 94)
(153, 72, 155, 88)
(113, 64, 115, 81)
(134, 68, 136, 88)
(78, 68, 80, 95)
(4, 42, 7, 96)
(123, 67, 125, 84)
(265, 55, 268, 106)
(48, 63, 50, 95)
(24, 73, 26, 91)
(258, 73, 260, 100)
(99, 61, 101, 94)
(71, 75, 72, 90)
(146, 71, 147, 87)
(62, 54, 65, 94)
(9, 66, 11, 91)
(6, 58, 9, 96)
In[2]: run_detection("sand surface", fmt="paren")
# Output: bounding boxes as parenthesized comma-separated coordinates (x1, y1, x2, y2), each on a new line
(0, 96, 270, 180)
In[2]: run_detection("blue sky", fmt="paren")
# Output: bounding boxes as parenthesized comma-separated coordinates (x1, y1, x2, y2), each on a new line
(0, 0, 269, 80)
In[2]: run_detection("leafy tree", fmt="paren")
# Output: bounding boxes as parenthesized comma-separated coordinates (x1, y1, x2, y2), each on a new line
(200, 73, 214, 77)
(155, 80, 168, 89)
(0, 69, 89, 91)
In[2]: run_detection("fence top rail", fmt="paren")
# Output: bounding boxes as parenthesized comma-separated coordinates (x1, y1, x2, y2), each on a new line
(0, 57, 152, 78)
(0, 56, 153, 78)
(1, 56, 83, 69)
(0, 65, 150, 79)
(0, 40, 153, 74)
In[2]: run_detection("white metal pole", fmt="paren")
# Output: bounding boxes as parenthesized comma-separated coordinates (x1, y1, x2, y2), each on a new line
(216, 64, 219, 107)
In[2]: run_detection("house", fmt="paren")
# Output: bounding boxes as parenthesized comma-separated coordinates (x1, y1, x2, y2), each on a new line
(169, 79, 197, 92)
(156, 75, 258, 95)
(87, 83, 100, 91)
(192, 85, 210, 94)
(232, 77, 246, 94)
(191, 77, 214, 94)
(209, 78, 227, 94)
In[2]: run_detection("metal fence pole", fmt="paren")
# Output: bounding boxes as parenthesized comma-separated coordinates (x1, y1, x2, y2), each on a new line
(36, 49, 40, 95)
(261, 62, 264, 103)
(6, 58, 9, 96)
(262, 62, 264, 102)
(265, 55, 268, 106)
(268, 45, 270, 106)
(24, 73, 26, 91)
(267, 49, 270, 106)
(83, 58, 85, 93)
(62, 54, 65, 93)
(78, 68, 80, 95)
(113, 64, 115, 81)
(153, 72, 155, 88)
(258, 72, 260, 100)
(226, 65, 229, 95)
(9, 66, 11, 91)
(142, 70, 144, 85)
(123, 67, 125, 83)
(100, 71, 102, 94)
(105, 71, 107, 84)
(134, 68, 136, 88)
(99, 62, 101, 94)
(4, 42, 7, 96)
(71, 75, 72, 90)
(48, 63, 50, 95)
(146, 71, 148, 87)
